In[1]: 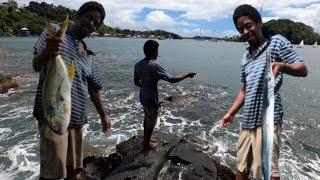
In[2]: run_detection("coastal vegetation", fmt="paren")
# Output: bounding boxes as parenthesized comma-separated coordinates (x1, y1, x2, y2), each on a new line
(263, 19, 320, 45)
(0, 1, 181, 39)
(0, 1, 319, 43)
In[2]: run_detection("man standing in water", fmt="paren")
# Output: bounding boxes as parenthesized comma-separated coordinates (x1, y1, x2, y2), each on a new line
(32, 1, 111, 179)
(134, 40, 196, 151)
(219, 4, 308, 180)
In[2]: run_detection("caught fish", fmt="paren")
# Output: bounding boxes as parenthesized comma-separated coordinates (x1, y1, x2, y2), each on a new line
(42, 15, 75, 135)
(261, 50, 276, 179)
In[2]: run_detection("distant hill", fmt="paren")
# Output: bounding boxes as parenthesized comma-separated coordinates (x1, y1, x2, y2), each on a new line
(0, 1, 182, 39)
(262, 19, 320, 45)
(193, 19, 320, 44)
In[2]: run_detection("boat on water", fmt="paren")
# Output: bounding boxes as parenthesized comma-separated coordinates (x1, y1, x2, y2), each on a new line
(313, 41, 317, 48)
(297, 40, 304, 48)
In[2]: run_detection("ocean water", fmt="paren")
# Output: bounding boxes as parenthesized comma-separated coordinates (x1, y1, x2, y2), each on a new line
(0, 37, 319, 179)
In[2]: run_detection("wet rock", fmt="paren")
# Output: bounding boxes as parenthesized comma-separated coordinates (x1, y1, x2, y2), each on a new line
(0, 48, 10, 57)
(0, 74, 19, 94)
(83, 132, 235, 180)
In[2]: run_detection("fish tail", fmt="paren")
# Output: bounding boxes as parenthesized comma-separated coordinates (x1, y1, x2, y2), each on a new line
(45, 17, 53, 37)
(68, 61, 75, 80)
(56, 14, 69, 39)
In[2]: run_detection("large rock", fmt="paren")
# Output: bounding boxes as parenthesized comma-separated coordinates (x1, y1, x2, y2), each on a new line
(0, 74, 19, 94)
(83, 132, 235, 180)
(0, 48, 10, 57)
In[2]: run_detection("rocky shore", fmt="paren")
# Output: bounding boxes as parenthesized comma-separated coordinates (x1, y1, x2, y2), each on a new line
(0, 48, 10, 57)
(0, 74, 19, 94)
(82, 132, 235, 180)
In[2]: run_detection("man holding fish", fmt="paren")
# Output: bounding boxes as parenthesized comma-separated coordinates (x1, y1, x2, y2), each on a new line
(219, 4, 308, 180)
(32, 1, 110, 179)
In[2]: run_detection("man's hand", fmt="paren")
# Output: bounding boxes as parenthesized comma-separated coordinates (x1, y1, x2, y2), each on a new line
(219, 112, 234, 127)
(101, 115, 111, 134)
(186, 72, 197, 78)
(43, 37, 62, 58)
(271, 62, 284, 77)
(32, 37, 62, 71)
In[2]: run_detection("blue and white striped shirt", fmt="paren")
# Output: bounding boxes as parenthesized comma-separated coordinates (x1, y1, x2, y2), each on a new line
(134, 58, 172, 106)
(33, 24, 102, 128)
(240, 34, 303, 129)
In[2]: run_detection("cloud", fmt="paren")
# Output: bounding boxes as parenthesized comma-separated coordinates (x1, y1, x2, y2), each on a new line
(12, 0, 320, 36)
(263, 17, 279, 23)
(270, 3, 320, 32)
(220, 29, 239, 37)
(145, 11, 175, 29)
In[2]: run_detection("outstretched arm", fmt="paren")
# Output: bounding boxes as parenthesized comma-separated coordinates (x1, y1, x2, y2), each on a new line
(88, 87, 111, 133)
(219, 85, 246, 127)
(167, 72, 197, 83)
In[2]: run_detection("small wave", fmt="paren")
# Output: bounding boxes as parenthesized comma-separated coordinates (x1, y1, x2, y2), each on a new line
(0, 128, 12, 139)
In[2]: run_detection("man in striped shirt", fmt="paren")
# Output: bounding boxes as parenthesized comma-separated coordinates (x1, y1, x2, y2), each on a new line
(219, 4, 308, 180)
(134, 40, 196, 151)
(32, 2, 111, 179)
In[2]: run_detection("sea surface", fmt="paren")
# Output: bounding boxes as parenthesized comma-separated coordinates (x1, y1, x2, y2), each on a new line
(0, 37, 319, 179)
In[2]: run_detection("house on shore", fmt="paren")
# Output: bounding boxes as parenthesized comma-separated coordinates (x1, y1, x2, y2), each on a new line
(20, 27, 29, 37)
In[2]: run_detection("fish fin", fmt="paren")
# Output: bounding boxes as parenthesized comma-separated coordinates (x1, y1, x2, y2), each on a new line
(44, 17, 53, 37)
(68, 61, 75, 80)
(56, 14, 69, 39)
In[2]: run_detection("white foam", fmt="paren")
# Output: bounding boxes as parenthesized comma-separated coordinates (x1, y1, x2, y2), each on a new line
(107, 133, 130, 144)
(0, 128, 12, 139)
(1, 141, 39, 179)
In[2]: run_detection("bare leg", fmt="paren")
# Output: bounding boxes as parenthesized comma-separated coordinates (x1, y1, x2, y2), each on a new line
(142, 106, 158, 150)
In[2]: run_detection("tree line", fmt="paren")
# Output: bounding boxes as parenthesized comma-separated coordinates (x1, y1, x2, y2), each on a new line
(262, 19, 320, 45)
(0, 1, 181, 39)
(0, 1, 319, 43)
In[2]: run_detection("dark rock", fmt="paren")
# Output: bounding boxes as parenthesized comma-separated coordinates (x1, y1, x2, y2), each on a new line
(0, 48, 11, 57)
(83, 132, 235, 180)
(0, 74, 19, 94)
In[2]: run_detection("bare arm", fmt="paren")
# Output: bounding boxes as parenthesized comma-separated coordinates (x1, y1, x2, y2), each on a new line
(88, 87, 111, 133)
(272, 62, 308, 77)
(167, 72, 197, 83)
(219, 85, 246, 127)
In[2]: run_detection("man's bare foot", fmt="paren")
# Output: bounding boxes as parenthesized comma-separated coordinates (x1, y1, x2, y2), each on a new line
(148, 141, 159, 149)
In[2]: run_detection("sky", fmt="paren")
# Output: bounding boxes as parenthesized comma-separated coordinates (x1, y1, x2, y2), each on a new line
(7, 0, 320, 37)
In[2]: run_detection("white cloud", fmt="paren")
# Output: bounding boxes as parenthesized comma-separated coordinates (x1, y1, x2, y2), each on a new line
(262, 17, 279, 23)
(10, 0, 320, 36)
(145, 11, 175, 29)
(270, 3, 320, 32)
(220, 29, 239, 37)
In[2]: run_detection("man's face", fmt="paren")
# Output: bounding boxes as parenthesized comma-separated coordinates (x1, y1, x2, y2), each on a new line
(75, 10, 101, 39)
(236, 16, 263, 47)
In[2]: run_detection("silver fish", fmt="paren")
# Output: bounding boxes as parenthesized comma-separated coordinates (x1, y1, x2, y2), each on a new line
(42, 15, 75, 135)
(262, 50, 276, 179)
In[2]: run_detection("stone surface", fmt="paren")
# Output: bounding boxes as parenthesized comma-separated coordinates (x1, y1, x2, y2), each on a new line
(83, 132, 235, 180)
(0, 74, 19, 94)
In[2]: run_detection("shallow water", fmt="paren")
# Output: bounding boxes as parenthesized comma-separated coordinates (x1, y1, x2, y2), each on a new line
(0, 37, 319, 179)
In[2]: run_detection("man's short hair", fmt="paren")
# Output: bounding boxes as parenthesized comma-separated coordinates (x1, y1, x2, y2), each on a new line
(77, 1, 105, 28)
(143, 40, 159, 57)
(233, 4, 261, 27)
